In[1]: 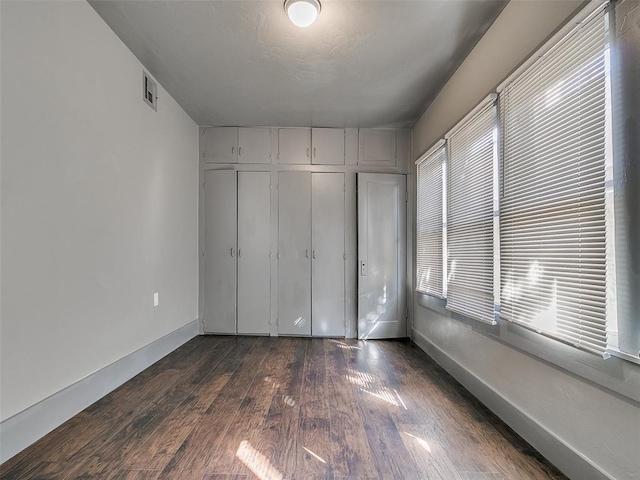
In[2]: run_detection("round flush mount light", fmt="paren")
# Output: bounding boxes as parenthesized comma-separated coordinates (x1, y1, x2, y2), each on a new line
(284, 0, 321, 28)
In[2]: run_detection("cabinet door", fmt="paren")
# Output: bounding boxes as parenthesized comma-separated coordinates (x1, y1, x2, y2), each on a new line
(358, 129, 396, 166)
(278, 172, 312, 336)
(238, 127, 272, 164)
(278, 128, 311, 164)
(237, 171, 271, 335)
(203, 127, 238, 164)
(312, 172, 345, 337)
(312, 128, 345, 165)
(204, 170, 237, 334)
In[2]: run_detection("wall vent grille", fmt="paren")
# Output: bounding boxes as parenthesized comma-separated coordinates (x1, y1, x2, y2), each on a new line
(143, 71, 157, 111)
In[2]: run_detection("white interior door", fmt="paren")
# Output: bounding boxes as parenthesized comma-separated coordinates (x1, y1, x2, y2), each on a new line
(204, 170, 237, 334)
(357, 173, 406, 339)
(237, 171, 271, 335)
(277, 172, 312, 336)
(312, 172, 346, 337)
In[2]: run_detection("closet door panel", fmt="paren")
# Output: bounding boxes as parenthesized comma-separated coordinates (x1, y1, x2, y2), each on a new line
(238, 127, 272, 164)
(312, 128, 345, 165)
(237, 171, 272, 335)
(203, 127, 238, 164)
(278, 128, 311, 164)
(312, 172, 345, 337)
(358, 129, 396, 166)
(204, 170, 237, 334)
(278, 172, 312, 336)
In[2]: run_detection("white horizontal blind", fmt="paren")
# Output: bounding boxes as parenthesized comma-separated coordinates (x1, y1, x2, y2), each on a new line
(416, 147, 445, 296)
(500, 7, 610, 354)
(447, 104, 496, 324)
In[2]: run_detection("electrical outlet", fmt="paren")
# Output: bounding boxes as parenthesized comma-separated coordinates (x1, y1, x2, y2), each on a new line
(153, 292, 159, 307)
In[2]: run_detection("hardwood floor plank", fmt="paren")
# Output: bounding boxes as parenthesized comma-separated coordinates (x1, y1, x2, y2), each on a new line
(299, 338, 329, 420)
(201, 475, 248, 480)
(292, 417, 333, 480)
(157, 337, 272, 480)
(110, 469, 161, 480)
(324, 339, 377, 479)
(293, 339, 333, 480)
(340, 341, 422, 480)
(206, 339, 301, 476)
(230, 338, 307, 479)
(118, 338, 239, 471)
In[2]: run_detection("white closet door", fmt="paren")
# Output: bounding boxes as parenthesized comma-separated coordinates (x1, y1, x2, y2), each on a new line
(203, 127, 238, 164)
(238, 127, 272, 164)
(312, 172, 345, 337)
(312, 128, 345, 165)
(278, 128, 311, 164)
(278, 172, 312, 336)
(204, 170, 237, 334)
(237, 171, 271, 335)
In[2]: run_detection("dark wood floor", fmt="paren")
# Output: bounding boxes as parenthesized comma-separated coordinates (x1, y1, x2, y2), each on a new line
(1, 336, 567, 480)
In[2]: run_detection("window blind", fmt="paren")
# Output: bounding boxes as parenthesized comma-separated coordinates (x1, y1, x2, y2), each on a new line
(446, 103, 497, 324)
(416, 146, 445, 297)
(500, 7, 610, 355)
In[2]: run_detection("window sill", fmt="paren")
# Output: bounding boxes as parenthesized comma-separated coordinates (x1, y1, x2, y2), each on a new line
(415, 292, 640, 405)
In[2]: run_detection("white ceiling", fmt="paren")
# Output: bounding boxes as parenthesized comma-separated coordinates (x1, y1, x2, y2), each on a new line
(89, 0, 506, 128)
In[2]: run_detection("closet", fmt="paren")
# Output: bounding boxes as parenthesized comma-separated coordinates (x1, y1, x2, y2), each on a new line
(203, 170, 271, 335)
(277, 172, 345, 337)
(201, 125, 410, 338)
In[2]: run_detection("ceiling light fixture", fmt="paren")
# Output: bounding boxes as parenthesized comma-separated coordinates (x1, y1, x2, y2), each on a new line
(284, 0, 321, 28)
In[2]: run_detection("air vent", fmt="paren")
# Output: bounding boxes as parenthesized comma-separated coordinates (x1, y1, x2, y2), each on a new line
(142, 71, 157, 111)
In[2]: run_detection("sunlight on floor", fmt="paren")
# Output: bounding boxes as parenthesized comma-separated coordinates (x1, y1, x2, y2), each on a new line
(345, 368, 408, 408)
(403, 431, 432, 453)
(236, 440, 284, 480)
(302, 446, 327, 464)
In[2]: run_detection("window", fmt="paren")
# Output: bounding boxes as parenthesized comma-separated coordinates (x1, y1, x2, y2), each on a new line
(416, 143, 445, 297)
(499, 6, 612, 355)
(446, 101, 498, 324)
(414, 2, 640, 362)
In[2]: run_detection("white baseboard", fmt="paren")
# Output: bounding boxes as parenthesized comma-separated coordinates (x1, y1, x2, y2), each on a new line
(0, 319, 200, 464)
(411, 328, 614, 480)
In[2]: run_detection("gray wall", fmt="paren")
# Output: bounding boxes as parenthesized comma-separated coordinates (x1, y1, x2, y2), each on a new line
(411, 1, 640, 479)
(0, 1, 198, 422)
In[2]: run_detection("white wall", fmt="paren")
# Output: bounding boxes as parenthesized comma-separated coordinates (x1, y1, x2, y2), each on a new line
(0, 0, 198, 422)
(411, 1, 640, 479)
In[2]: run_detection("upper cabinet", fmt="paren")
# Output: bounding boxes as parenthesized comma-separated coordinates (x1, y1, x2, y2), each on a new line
(278, 128, 346, 165)
(201, 127, 275, 165)
(238, 127, 273, 164)
(311, 128, 345, 165)
(202, 127, 238, 164)
(201, 126, 409, 169)
(358, 129, 410, 168)
(278, 128, 312, 165)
